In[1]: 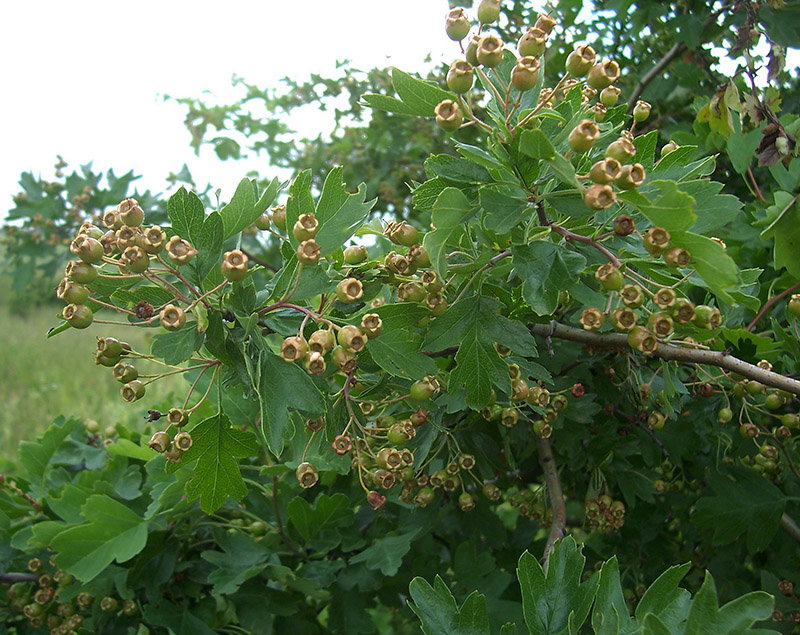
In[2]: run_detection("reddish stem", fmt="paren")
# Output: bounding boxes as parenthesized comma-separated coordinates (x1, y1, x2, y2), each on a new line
(746, 281, 800, 332)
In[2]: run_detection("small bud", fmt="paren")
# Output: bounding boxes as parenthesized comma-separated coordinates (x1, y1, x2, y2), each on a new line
(159, 304, 186, 331)
(118, 198, 144, 227)
(580, 307, 604, 330)
(600, 86, 621, 107)
(643, 227, 671, 255)
(445, 8, 470, 41)
(610, 214, 635, 236)
(361, 313, 383, 338)
(338, 324, 366, 352)
(65, 260, 97, 284)
(434, 100, 463, 132)
(511, 56, 540, 91)
(292, 213, 318, 241)
(614, 163, 646, 190)
(566, 44, 596, 76)
(173, 431, 193, 452)
(63, 303, 93, 329)
(568, 119, 600, 153)
(343, 245, 368, 264)
(141, 226, 167, 254)
(476, 34, 504, 67)
(605, 138, 637, 164)
(121, 245, 150, 274)
(281, 336, 308, 362)
(221, 249, 249, 281)
(477, 0, 500, 24)
(271, 204, 287, 230)
(121, 380, 146, 403)
(518, 27, 547, 58)
(584, 184, 616, 210)
(57, 278, 88, 304)
(633, 100, 652, 122)
(295, 462, 318, 488)
(296, 239, 321, 264)
(166, 236, 198, 265)
(587, 60, 621, 90)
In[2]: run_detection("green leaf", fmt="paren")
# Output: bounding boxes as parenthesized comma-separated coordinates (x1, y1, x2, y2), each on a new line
(671, 231, 739, 300)
(423, 187, 475, 277)
(760, 4, 800, 47)
(350, 532, 414, 576)
(151, 325, 205, 365)
(201, 530, 270, 595)
(449, 335, 510, 409)
(412, 177, 448, 212)
(480, 186, 530, 233)
(314, 168, 376, 256)
(634, 563, 691, 623)
(392, 67, 454, 116)
(362, 93, 422, 115)
(105, 439, 154, 462)
(257, 350, 327, 456)
(591, 557, 634, 635)
(167, 186, 205, 246)
(19, 416, 80, 500)
(760, 191, 800, 279)
(517, 538, 598, 635)
(51, 494, 149, 582)
(219, 177, 278, 240)
(680, 180, 742, 234)
(633, 129, 659, 171)
(182, 413, 259, 513)
(694, 466, 785, 552)
(425, 154, 492, 184)
(284, 170, 315, 249)
(520, 128, 556, 160)
(513, 241, 587, 316)
(619, 180, 697, 231)
(111, 285, 174, 310)
(191, 210, 224, 285)
(408, 575, 491, 635)
(546, 152, 581, 188)
(726, 127, 763, 175)
(367, 327, 438, 379)
(287, 492, 353, 551)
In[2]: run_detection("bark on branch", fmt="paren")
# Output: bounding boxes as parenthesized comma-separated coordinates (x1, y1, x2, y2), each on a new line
(536, 436, 566, 569)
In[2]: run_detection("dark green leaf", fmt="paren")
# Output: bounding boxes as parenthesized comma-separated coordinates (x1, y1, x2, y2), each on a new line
(513, 241, 586, 316)
(619, 180, 696, 231)
(480, 186, 530, 233)
(409, 575, 491, 635)
(151, 326, 205, 366)
(367, 328, 438, 379)
(182, 413, 259, 513)
(350, 532, 414, 576)
(671, 231, 740, 300)
(314, 168, 376, 256)
(219, 177, 278, 240)
(423, 187, 475, 277)
(167, 187, 205, 246)
(392, 67, 454, 116)
(520, 128, 556, 160)
(19, 416, 80, 500)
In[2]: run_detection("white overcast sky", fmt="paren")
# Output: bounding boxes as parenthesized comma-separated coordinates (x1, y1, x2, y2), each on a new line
(0, 0, 463, 215)
(0, 1, 795, 220)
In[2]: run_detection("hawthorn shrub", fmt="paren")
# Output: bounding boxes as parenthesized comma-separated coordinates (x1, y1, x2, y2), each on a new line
(2, 1, 800, 633)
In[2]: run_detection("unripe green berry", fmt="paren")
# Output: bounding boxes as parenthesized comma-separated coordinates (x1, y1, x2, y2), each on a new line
(648, 312, 674, 337)
(788, 294, 800, 316)
(518, 28, 547, 58)
(568, 119, 600, 153)
(281, 336, 308, 362)
(606, 138, 637, 164)
(511, 56, 540, 92)
(610, 307, 637, 331)
(121, 380, 145, 402)
(653, 287, 676, 310)
(584, 184, 616, 210)
(587, 60, 621, 90)
(628, 326, 657, 354)
(173, 431, 193, 452)
(221, 249, 249, 281)
(115, 225, 141, 250)
(118, 198, 144, 227)
(149, 432, 171, 455)
(57, 278, 88, 304)
(296, 239, 321, 264)
(70, 235, 104, 264)
(141, 226, 167, 254)
(113, 362, 138, 384)
(254, 212, 271, 230)
(660, 141, 679, 157)
(643, 226, 671, 255)
(410, 378, 435, 402)
(613, 214, 635, 235)
(296, 462, 318, 488)
(693, 304, 722, 329)
(166, 236, 197, 265)
(167, 408, 189, 427)
(343, 244, 368, 264)
(445, 8, 470, 41)
(614, 163, 646, 190)
(338, 324, 366, 352)
(590, 158, 622, 184)
(434, 100, 463, 132)
(477, 0, 500, 24)
(620, 284, 644, 308)
(600, 86, 621, 107)
(271, 204, 287, 230)
(336, 277, 363, 303)
(476, 34, 504, 67)
(63, 303, 93, 329)
(65, 260, 97, 284)
(633, 100, 651, 122)
(361, 313, 383, 339)
(415, 486, 435, 507)
(459, 492, 476, 511)
(596, 264, 623, 290)
(579, 307, 604, 330)
(465, 35, 481, 66)
(303, 351, 326, 375)
(293, 213, 318, 241)
(566, 44, 596, 76)
(534, 13, 557, 34)
(309, 328, 336, 354)
(446, 60, 474, 94)
(717, 407, 733, 423)
(332, 345, 357, 372)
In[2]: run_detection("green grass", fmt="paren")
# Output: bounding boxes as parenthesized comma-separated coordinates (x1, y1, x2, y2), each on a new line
(0, 300, 185, 467)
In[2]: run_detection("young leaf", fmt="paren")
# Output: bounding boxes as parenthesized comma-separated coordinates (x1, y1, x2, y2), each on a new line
(182, 412, 259, 513)
(423, 187, 475, 277)
(219, 177, 279, 240)
(201, 530, 270, 595)
(19, 416, 81, 500)
(670, 231, 739, 300)
(391, 68, 455, 117)
(634, 563, 691, 623)
(694, 466, 785, 552)
(190, 210, 224, 285)
(287, 492, 353, 551)
(313, 168, 376, 256)
(367, 327, 438, 379)
(151, 326, 205, 366)
(167, 186, 205, 246)
(50, 494, 149, 582)
(517, 538, 598, 634)
(408, 575, 491, 635)
(520, 128, 556, 160)
(513, 240, 587, 316)
(257, 349, 327, 456)
(618, 180, 697, 231)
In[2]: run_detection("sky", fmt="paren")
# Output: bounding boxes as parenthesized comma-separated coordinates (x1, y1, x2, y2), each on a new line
(0, 0, 459, 215)
(0, 2, 796, 219)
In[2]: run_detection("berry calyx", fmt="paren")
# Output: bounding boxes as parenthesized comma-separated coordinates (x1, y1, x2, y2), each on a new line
(167, 408, 189, 427)
(148, 432, 170, 453)
(141, 226, 167, 254)
(584, 184, 616, 210)
(159, 304, 186, 331)
(476, 34, 504, 67)
(221, 249, 249, 281)
(580, 307, 604, 330)
(613, 214, 635, 235)
(173, 431, 193, 452)
(610, 307, 637, 331)
(296, 462, 318, 488)
(336, 277, 364, 303)
(620, 284, 645, 308)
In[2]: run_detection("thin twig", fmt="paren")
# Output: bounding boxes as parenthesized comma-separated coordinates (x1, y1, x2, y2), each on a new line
(536, 436, 566, 569)
(746, 281, 800, 331)
(781, 513, 800, 544)
(0, 573, 39, 584)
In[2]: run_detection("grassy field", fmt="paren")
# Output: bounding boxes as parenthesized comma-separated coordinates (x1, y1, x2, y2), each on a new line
(0, 289, 185, 468)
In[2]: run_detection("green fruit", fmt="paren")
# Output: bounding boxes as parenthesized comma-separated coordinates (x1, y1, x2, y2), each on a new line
(765, 393, 785, 410)
(254, 212, 271, 230)
(717, 407, 733, 423)
(477, 0, 500, 24)
(410, 378, 435, 402)
(788, 294, 800, 316)
(343, 245, 368, 264)
(445, 8, 470, 41)
(63, 304, 93, 329)
(65, 260, 97, 284)
(435, 100, 463, 132)
(446, 60, 474, 94)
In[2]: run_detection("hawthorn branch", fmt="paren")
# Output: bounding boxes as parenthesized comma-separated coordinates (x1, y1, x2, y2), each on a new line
(746, 281, 800, 331)
(536, 436, 566, 569)
(0, 573, 39, 584)
(526, 322, 800, 395)
(781, 514, 800, 544)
